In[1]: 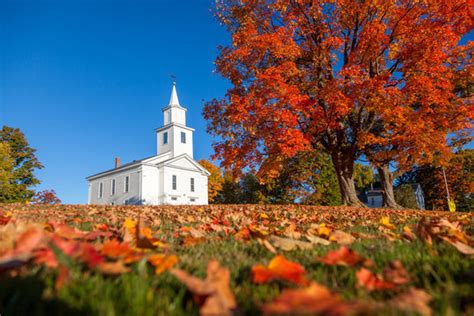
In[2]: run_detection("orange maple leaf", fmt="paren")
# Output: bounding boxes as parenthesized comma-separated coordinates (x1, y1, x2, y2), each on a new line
(252, 255, 307, 285)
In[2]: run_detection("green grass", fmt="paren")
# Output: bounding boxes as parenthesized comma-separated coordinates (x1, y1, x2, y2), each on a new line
(1, 203, 473, 315)
(1, 230, 473, 316)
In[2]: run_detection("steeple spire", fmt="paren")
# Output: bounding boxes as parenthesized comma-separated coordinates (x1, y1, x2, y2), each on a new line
(169, 82, 180, 106)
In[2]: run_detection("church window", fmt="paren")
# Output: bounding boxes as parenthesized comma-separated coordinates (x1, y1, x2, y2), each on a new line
(181, 132, 186, 143)
(111, 179, 116, 195)
(125, 176, 129, 192)
(190, 178, 195, 192)
(98, 182, 103, 198)
(172, 175, 177, 190)
(190, 198, 196, 202)
(171, 197, 177, 201)
(163, 132, 168, 144)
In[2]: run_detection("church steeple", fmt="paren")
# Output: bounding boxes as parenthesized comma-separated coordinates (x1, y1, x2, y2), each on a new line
(156, 82, 195, 158)
(169, 82, 180, 106)
(162, 82, 187, 126)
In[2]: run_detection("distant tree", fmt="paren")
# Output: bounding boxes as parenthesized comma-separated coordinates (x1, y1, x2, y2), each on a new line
(0, 126, 43, 203)
(32, 189, 61, 205)
(258, 151, 372, 206)
(394, 184, 419, 209)
(240, 173, 267, 204)
(396, 149, 473, 211)
(353, 164, 374, 194)
(215, 171, 243, 204)
(198, 159, 224, 204)
(0, 142, 14, 197)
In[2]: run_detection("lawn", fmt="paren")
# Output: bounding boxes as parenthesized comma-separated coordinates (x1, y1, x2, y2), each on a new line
(0, 204, 472, 315)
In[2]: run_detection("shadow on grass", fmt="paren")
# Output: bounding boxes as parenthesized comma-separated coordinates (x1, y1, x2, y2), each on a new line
(0, 274, 89, 316)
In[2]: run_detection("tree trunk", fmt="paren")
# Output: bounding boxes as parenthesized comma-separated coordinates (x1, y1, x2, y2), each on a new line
(331, 153, 366, 207)
(378, 164, 403, 209)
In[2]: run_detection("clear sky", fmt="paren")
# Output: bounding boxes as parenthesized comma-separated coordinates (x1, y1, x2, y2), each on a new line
(1, 0, 231, 204)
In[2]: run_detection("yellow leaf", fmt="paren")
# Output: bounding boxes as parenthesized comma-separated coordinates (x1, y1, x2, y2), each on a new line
(148, 254, 178, 274)
(380, 217, 396, 230)
(123, 218, 137, 229)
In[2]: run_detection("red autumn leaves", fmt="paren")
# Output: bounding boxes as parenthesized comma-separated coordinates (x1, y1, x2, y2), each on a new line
(252, 255, 307, 285)
(249, 247, 425, 315)
(1, 204, 472, 315)
(0, 217, 178, 282)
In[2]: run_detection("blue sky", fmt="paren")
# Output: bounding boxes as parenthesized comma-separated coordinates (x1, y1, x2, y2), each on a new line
(1, 0, 230, 204)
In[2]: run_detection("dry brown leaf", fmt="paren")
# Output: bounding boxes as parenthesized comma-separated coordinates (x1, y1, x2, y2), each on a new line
(305, 234, 331, 246)
(440, 237, 474, 257)
(329, 230, 355, 245)
(386, 287, 432, 316)
(268, 235, 313, 251)
(258, 238, 277, 254)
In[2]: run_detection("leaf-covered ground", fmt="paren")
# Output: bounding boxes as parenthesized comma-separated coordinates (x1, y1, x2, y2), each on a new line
(0, 204, 473, 315)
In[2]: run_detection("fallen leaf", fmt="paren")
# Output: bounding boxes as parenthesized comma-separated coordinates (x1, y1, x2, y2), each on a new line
(440, 237, 474, 257)
(171, 260, 237, 316)
(261, 282, 360, 316)
(252, 255, 307, 285)
(259, 238, 277, 254)
(268, 235, 313, 251)
(55, 264, 70, 289)
(329, 230, 355, 245)
(380, 217, 396, 230)
(356, 268, 396, 291)
(96, 260, 131, 275)
(383, 260, 411, 285)
(317, 224, 331, 238)
(305, 234, 331, 246)
(283, 223, 301, 240)
(402, 225, 416, 241)
(386, 287, 432, 316)
(148, 254, 178, 274)
(318, 246, 366, 267)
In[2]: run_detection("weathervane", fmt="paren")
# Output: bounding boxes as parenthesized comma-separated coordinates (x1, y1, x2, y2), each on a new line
(170, 74, 177, 85)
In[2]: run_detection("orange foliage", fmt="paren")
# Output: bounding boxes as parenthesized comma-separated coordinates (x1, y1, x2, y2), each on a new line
(252, 255, 307, 285)
(204, 0, 473, 204)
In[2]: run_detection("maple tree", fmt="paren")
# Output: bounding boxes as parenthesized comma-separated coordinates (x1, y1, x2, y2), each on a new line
(198, 159, 224, 203)
(31, 189, 61, 205)
(204, 0, 473, 206)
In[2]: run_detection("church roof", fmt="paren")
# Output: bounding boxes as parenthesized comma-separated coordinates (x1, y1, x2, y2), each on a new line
(86, 153, 210, 180)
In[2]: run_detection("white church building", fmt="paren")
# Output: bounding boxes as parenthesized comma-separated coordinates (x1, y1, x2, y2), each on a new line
(86, 83, 210, 205)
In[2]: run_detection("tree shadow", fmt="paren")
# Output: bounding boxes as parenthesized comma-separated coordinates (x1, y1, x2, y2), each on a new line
(0, 274, 89, 316)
